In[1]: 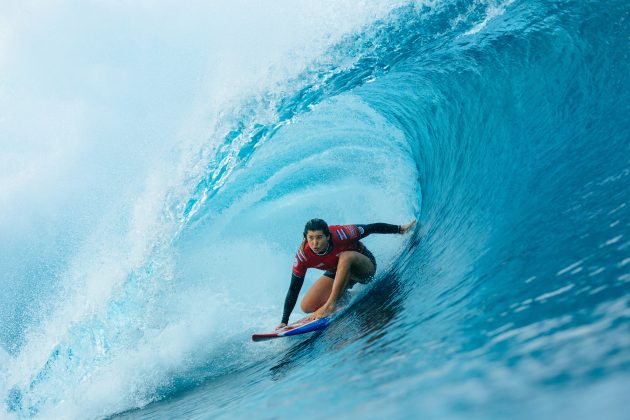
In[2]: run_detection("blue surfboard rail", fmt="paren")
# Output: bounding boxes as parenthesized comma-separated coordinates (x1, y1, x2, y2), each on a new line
(282, 317, 330, 337)
(252, 316, 331, 342)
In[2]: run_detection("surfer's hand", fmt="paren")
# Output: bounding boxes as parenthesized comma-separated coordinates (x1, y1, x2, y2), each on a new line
(400, 219, 416, 234)
(275, 323, 287, 330)
(309, 303, 334, 320)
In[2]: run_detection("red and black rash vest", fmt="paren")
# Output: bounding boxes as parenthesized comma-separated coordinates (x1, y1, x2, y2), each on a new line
(292, 224, 367, 277)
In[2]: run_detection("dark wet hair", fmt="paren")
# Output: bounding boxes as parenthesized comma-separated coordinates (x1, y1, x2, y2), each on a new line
(303, 218, 330, 238)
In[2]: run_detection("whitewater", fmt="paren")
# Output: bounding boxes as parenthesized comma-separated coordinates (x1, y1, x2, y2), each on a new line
(1, 0, 629, 418)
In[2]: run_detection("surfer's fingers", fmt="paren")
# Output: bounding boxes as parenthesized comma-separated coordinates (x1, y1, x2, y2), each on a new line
(401, 219, 416, 233)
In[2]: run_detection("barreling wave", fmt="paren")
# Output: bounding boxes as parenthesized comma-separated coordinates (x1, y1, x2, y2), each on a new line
(2, 0, 629, 418)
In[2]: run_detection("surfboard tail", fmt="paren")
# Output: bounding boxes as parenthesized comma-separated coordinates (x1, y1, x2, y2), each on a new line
(251, 333, 282, 342)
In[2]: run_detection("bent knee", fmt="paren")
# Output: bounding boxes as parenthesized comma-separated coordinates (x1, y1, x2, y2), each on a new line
(339, 251, 375, 276)
(300, 300, 309, 312)
(338, 251, 362, 263)
(300, 299, 316, 313)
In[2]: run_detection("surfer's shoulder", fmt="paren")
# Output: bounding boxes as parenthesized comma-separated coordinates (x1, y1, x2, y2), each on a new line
(329, 224, 360, 240)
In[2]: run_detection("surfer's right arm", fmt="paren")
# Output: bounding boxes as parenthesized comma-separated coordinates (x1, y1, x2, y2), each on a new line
(277, 273, 304, 329)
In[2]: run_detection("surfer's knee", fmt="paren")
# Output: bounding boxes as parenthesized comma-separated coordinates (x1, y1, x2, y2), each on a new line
(300, 296, 320, 313)
(338, 251, 362, 265)
(339, 251, 373, 270)
(339, 251, 375, 278)
(300, 299, 312, 313)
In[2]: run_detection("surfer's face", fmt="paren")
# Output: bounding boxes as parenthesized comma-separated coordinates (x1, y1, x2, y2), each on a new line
(306, 230, 329, 254)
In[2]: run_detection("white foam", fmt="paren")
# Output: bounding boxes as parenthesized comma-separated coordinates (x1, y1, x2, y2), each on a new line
(463, 0, 514, 36)
(534, 284, 575, 302)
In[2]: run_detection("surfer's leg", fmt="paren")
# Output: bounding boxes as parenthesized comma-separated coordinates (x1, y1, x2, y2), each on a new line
(300, 274, 334, 313)
(307, 252, 376, 320)
(352, 248, 377, 285)
(326, 251, 375, 309)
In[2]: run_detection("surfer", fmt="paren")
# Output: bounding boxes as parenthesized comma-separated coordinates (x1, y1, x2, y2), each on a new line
(277, 218, 416, 329)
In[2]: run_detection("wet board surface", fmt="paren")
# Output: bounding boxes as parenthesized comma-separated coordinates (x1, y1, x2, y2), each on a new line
(252, 316, 331, 342)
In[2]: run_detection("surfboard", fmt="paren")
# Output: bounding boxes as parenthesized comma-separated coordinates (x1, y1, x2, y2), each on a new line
(252, 316, 331, 342)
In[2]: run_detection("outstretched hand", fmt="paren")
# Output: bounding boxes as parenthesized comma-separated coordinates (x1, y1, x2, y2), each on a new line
(275, 323, 287, 330)
(400, 219, 416, 234)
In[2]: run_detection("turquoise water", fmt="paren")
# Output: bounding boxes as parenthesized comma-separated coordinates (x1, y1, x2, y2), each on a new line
(1, 0, 629, 418)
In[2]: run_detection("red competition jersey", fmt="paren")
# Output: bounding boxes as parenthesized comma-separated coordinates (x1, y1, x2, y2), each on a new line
(292, 224, 366, 277)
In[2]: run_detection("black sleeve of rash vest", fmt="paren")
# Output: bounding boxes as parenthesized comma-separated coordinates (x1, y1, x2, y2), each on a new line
(281, 273, 304, 324)
(356, 223, 401, 239)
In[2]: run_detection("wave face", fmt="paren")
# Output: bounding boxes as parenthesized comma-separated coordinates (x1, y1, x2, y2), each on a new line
(2, 0, 629, 418)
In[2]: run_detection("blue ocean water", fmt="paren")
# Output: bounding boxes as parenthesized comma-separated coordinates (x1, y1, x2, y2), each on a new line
(1, 0, 629, 418)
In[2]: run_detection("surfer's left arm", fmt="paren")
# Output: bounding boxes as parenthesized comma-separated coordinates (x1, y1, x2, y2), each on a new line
(357, 219, 416, 238)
